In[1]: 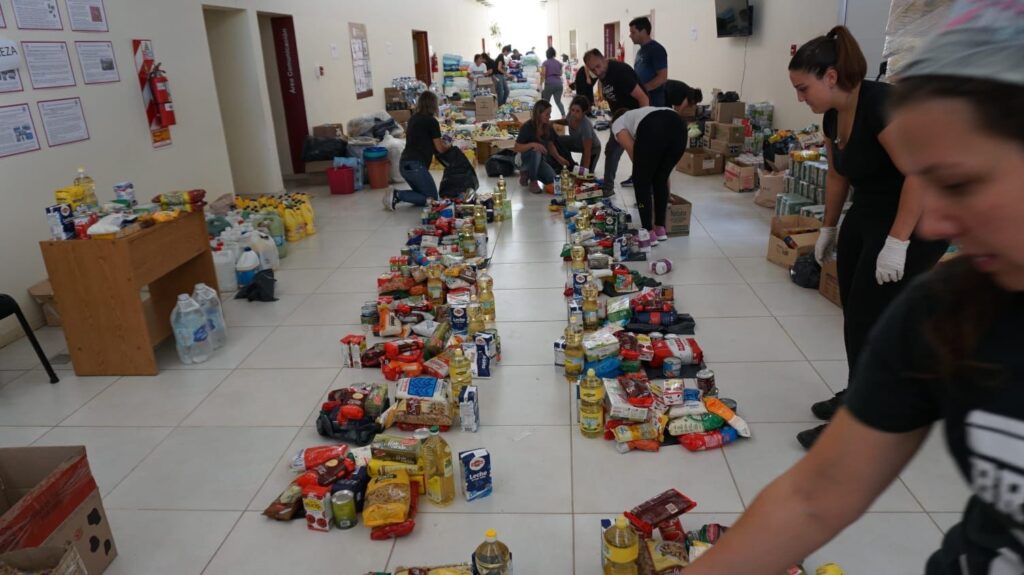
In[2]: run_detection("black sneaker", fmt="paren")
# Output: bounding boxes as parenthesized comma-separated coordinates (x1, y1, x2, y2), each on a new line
(811, 389, 846, 421)
(797, 424, 828, 450)
(621, 177, 634, 187)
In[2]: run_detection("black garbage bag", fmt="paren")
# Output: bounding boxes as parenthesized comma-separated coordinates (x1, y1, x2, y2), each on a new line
(301, 136, 348, 162)
(438, 147, 479, 198)
(370, 118, 399, 140)
(235, 269, 278, 302)
(790, 254, 821, 289)
(485, 150, 516, 177)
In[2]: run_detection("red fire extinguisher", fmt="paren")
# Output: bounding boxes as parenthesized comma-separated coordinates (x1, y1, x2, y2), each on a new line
(431, 53, 438, 73)
(149, 64, 176, 127)
(617, 42, 625, 62)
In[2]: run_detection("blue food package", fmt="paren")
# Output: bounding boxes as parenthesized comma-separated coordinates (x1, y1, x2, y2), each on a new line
(459, 448, 492, 501)
(329, 465, 369, 511)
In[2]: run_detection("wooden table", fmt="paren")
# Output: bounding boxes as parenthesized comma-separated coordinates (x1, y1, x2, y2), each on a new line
(39, 211, 218, 376)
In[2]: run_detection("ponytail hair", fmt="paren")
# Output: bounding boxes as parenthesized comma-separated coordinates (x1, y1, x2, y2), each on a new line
(788, 25, 867, 91)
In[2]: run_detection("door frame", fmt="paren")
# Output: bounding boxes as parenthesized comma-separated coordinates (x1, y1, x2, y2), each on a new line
(412, 30, 431, 85)
(603, 22, 618, 58)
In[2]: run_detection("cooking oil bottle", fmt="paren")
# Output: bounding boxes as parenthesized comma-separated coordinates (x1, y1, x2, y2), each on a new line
(468, 294, 485, 335)
(579, 368, 605, 438)
(423, 426, 455, 507)
(474, 528, 512, 574)
(461, 223, 478, 258)
(477, 270, 496, 325)
(582, 281, 600, 332)
(570, 243, 588, 274)
(450, 348, 473, 404)
(564, 326, 584, 380)
(603, 516, 639, 575)
(73, 167, 98, 208)
(493, 177, 506, 222)
(474, 202, 487, 234)
(426, 264, 445, 306)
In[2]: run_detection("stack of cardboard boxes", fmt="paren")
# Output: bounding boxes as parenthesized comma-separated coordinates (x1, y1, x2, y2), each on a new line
(384, 87, 412, 128)
(676, 99, 747, 179)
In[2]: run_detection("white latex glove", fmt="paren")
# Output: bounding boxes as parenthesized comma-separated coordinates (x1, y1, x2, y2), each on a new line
(814, 226, 838, 265)
(876, 236, 910, 285)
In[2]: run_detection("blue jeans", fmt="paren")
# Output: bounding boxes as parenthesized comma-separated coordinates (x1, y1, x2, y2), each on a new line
(520, 149, 556, 185)
(397, 160, 438, 206)
(603, 133, 625, 191)
(495, 75, 509, 106)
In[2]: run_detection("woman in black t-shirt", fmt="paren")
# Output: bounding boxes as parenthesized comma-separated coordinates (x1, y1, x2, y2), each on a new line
(684, 6, 1024, 573)
(383, 91, 449, 210)
(787, 26, 948, 449)
(513, 100, 571, 194)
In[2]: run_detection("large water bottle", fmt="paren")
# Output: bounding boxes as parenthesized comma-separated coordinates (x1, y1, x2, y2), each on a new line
(192, 283, 227, 350)
(170, 294, 211, 364)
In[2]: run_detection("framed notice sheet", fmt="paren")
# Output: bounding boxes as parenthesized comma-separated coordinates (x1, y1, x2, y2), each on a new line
(0, 103, 41, 158)
(348, 22, 373, 99)
(12, 0, 62, 30)
(65, 0, 107, 32)
(22, 41, 75, 89)
(38, 97, 89, 147)
(75, 41, 118, 84)
(0, 69, 23, 93)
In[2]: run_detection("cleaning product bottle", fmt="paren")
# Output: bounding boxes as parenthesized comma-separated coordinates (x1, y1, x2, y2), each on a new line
(477, 270, 496, 324)
(603, 515, 639, 575)
(474, 529, 512, 574)
(170, 294, 211, 364)
(212, 246, 238, 293)
(449, 348, 473, 406)
(248, 231, 280, 271)
(235, 247, 260, 288)
(422, 426, 455, 507)
(579, 368, 605, 438)
(564, 327, 584, 380)
(73, 167, 98, 208)
(192, 283, 227, 350)
(468, 295, 484, 335)
(258, 211, 287, 258)
(298, 199, 317, 235)
(582, 281, 600, 332)
(474, 202, 487, 234)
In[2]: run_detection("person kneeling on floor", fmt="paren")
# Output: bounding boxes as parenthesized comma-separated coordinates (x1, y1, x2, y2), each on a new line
(383, 91, 449, 211)
(513, 100, 572, 194)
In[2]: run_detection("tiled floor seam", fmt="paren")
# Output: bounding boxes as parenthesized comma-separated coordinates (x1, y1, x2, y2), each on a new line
(199, 510, 247, 575)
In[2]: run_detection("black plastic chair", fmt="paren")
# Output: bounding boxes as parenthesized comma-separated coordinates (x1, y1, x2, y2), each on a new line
(0, 294, 59, 383)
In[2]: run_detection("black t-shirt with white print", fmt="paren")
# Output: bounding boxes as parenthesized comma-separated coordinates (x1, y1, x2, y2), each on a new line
(845, 262, 1024, 573)
(599, 60, 641, 112)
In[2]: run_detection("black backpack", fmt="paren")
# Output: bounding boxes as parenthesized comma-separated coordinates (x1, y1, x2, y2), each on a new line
(790, 254, 821, 289)
(485, 150, 516, 177)
(438, 147, 480, 198)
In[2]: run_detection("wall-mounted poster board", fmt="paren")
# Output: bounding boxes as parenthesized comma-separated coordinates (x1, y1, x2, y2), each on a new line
(75, 41, 119, 84)
(0, 103, 41, 158)
(65, 0, 108, 32)
(348, 22, 373, 99)
(22, 41, 76, 89)
(11, 0, 62, 31)
(38, 96, 89, 147)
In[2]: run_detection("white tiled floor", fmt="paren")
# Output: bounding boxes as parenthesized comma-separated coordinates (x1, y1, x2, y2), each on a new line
(0, 152, 966, 573)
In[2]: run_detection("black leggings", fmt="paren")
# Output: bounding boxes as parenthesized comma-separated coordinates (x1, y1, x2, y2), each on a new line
(632, 111, 687, 230)
(838, 199, 948, 386)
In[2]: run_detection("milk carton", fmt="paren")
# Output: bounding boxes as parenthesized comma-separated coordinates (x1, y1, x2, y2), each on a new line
(458, 448, 492, 501)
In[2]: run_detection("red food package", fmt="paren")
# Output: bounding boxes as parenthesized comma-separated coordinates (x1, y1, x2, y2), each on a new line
(311, 457, 355, 486)
(361, 343, 387, 367)
(619, 375, 654, 408)
(384, 337, 424, 359)
(625, 488, 698, 538)
(649, 338, 703, 368)
(604, 419, 629, 441)
(658, 517, 686, 542)
(290, 445, 349, 471)
(625, 439, 660, 452)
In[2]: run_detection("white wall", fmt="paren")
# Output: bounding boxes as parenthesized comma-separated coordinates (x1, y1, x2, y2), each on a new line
(550, 0, 842, 129)
(0, 0, 490, 345)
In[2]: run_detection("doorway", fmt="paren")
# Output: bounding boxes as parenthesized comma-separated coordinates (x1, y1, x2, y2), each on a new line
(603, 22, 619, 59)
(203, 7, 283, 194)
(412, 30, 431, 85)
(257, 13, 309, 176)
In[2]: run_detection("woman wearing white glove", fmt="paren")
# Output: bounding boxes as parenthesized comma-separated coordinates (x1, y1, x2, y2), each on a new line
(789, 26, 948, 449)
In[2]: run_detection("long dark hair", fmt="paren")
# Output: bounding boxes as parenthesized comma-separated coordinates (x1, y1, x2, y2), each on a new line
(789, 25, 867, 91)
(890, 76, 1024, 382)
(530, 100, 553, 139)
(414, 91, 439, 117)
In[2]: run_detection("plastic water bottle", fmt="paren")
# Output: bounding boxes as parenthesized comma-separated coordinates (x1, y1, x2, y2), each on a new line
(170, 294, 211, 364)
(235, 247, 260, 288)
(474, 529, 512, 574)
(192, 283, 227, 350)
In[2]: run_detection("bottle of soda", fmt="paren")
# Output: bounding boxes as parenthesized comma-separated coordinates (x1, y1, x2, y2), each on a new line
(603, 515, 639, 575)
(680, 427, 739, 452)
(474, 529, 512, 574)
(579, 368, 605, 438)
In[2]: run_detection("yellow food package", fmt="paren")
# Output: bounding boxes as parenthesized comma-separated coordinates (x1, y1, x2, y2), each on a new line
(368, 458, 424, 478)
(395, 566, 473, 575)
(362, 469, 411, 528)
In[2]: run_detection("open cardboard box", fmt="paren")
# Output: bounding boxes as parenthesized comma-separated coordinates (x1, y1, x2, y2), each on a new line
(676, 149, 724, 176)
(767, 215, 821, 268)
(0, 545, 87, 574)
(666, 194, 693, 236)
(0, 446, 117, 574)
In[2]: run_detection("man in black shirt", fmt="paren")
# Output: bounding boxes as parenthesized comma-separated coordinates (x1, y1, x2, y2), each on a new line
(494, 45, 511, 105)
(573, 66, 596, 114)
(584, 49, 649, 196)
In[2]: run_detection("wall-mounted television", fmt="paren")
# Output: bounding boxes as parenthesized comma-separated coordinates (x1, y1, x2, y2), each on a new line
(715, 0, 754, 38)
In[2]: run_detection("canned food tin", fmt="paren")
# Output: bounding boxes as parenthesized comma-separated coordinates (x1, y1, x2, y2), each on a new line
(663, 357, 683, 378)
(696, 368, 717, 395)
(331, 490, 358, 529)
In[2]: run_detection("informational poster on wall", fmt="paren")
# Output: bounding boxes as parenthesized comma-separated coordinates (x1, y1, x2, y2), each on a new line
(0, 103, 41, 158)
(38, 97, 88, 147)
(0, 69, 23, 93)
(348, 22, 373, 99)
(22, 41, 75, 88)
(75, 41, 118, 84)
(11, 0, 62, 30)
(65, 0, 107, 32)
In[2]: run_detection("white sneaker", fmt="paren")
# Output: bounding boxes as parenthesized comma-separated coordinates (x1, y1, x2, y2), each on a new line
(382, 189, 395, 211)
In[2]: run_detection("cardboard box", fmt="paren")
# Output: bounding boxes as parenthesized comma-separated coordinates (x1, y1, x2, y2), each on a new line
(0, 447, 117, 575)
(475, 76, 494, 88)
(676, 149, 724, 176)
(724, 160, 758, 192)
(0, 546, 87, 575)
(766, 215, 822, 268)
(708, 122, 745, 144)
(707, 138, 742, 158)
(312, 123, 346, 139)
(712, 100, 746, 124)
(475, 96, 497, 121)
(28, 279, 60, 327)
(666, 194, 692, 236)
(819, 259, 841, 307)
(755, 168, 786, 208)
(512, 111, 531, 126)
(387, 109, 412, 124)
(384, 87, 404, 104)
